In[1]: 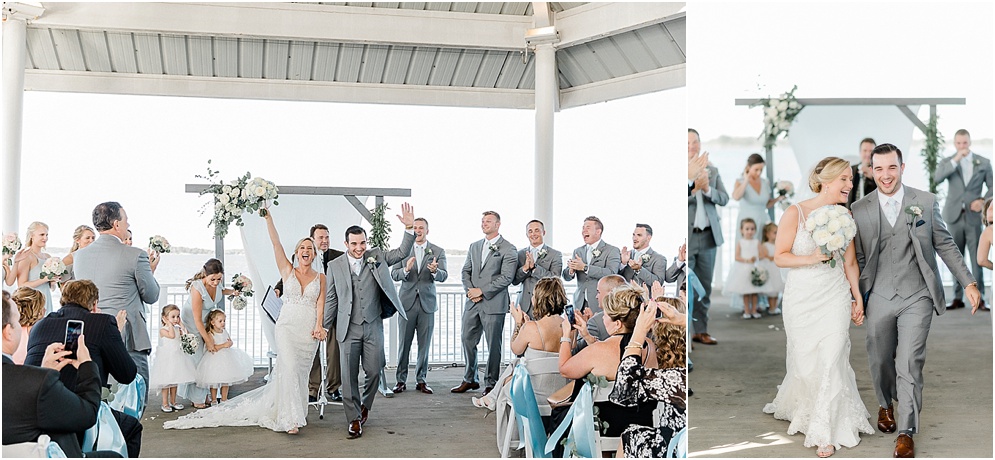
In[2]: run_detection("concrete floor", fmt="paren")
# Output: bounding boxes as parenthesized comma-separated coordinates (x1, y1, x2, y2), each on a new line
(141, 365, 504, 457)
(689, 294, 993, 458)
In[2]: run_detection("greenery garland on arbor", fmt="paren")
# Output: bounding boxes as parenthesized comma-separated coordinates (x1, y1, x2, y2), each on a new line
(369, 202, 391, 251)
(921, 114, 944, 194)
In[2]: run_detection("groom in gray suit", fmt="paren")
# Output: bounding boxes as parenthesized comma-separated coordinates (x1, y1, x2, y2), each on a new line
(688, 128, 729, 346)
(73, 202, 160, 402)
(389, 217, 447, 395)
(933, 129, 991, 310)
(512, 219, 563, 318)
(324, 202, 415, 438)
(853, 144, 981, 458)
(452, 211, 517, 396)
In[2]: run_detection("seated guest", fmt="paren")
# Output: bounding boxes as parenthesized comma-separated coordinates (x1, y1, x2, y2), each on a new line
(610, 296, 688, 458)
(2, 290, 102, 457)
(550, 285, 658, 454)
(473, 277, 569, 411)
(24, 280, 142, 458)
(11, 287, 46, 364)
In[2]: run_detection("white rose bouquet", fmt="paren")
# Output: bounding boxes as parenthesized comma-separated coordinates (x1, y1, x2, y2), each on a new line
(242, 176, 279, 218)
(39, 257, 68, 280)
(180, 333, 199, 355)
(2, 233, 22, 266)
(148, 235, 172, 253)
(804, 205, 857, 268)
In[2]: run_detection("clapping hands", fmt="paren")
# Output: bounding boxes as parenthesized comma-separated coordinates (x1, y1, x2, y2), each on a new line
(426, 257, 439, 274)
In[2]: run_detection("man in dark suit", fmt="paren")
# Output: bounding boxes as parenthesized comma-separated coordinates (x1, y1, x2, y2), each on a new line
(23, 280, 142, 458)
(847, 137, 877, 208)
(390, 217, 448, 395)
(275, 224, 346, 403)
(2, 291, 100, 458)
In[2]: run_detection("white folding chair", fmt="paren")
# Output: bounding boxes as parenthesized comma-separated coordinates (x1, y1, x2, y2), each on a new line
(591, 381, 620, 458)
(2, 435, 66, 458)
(499, 355, 562, 458)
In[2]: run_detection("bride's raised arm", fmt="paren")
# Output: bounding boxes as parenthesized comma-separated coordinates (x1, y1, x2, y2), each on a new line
(262, 209, 293, 277)
(774, 205, 829, 268)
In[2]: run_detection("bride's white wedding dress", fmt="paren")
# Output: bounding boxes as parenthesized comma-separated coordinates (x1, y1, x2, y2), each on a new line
(763, 204, 874, 449)
(165, 274, 320, 432)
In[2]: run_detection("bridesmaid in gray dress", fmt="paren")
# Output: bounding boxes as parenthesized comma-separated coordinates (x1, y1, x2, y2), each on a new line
(15, 222, 58, 313)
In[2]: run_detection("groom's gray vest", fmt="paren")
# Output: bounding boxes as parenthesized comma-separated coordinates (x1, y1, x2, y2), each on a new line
(350, 269, 382, 325)
(874, 205, 928, 300)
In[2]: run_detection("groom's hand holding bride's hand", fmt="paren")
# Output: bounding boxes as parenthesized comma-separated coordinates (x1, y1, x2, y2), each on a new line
(312, 325, 326, 341)
(851, 300, 865, 326)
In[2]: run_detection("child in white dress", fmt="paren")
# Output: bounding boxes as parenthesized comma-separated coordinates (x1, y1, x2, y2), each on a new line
(724, 218, 764, 319)
(757, 223, 785, 315)
(149, 304, 197, 413)
(196, 309, 254, 403)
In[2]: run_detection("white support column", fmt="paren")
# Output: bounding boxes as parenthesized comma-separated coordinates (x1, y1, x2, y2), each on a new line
(1, 16, 27, 235)
(534, 43, 556, 245)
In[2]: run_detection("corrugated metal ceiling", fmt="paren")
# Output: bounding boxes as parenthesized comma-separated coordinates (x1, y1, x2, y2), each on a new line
(305, 2, 588, 16)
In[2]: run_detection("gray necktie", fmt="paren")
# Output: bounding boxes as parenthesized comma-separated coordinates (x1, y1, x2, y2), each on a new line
(885, 199, 900, 227)
(353, 260, 362, 276)
(962, 156, 974, 186)
(694, 191, 708, 230)
(586, 245, 594, 264)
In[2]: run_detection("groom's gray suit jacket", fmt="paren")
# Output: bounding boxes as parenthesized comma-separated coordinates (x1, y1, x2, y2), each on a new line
(73, 234, 160, 352)
(853, 187, 976, 315)
(324, 231, 414, 340)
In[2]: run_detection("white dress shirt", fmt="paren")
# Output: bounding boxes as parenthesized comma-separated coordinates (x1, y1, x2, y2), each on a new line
(482, 235, 501, 263)
(878, 184, 906, 228)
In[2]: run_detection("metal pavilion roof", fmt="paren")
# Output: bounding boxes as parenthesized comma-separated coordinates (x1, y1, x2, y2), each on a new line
(16, 2, 685, 109)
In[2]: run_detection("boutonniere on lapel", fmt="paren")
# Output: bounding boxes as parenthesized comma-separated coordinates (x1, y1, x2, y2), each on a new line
(489, 243, 500, 255)
(640, 253, 652, 264)
(973, 157, 982, 167)
(424, 247, 433, 256)
(592, 248, 602, 258)
(905, 205, 926, 228)
(365, 255, 379, 268)
(537, 248, 548, 260)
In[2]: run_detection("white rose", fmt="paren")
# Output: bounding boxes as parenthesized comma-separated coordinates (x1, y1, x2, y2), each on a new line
(843, 225, 856, 241)
(765, 107, 779, 119)
(827, 218, 841, 233)
(828, 234, 846, 251)
(813, 211, 829, 226)
(777, 101, 788, 111)
(218, 194, 230, 205)
(805, 218, 817, 232)
(789, 100, 800, 109)
(222, 185, 231, 194)
(813, 229, 832, 246)
(229, 188, 239, 198)
(254, 186, 266, 197)
(779, 120, 791, 130)
(769, 98, 781, 107)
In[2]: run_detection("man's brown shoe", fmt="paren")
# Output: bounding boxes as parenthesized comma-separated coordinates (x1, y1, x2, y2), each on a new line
(894, 434, 914, 458)
(692, 333, 718, 345)
(878, 405, 896, 433)
(392, 382, 406, 393)
(948, 298, 965, 310)
(360, 405, 369, 426)
(416, 382, 434, 394)
(450, 381, 480, 393)
(348, 420, 362, 438)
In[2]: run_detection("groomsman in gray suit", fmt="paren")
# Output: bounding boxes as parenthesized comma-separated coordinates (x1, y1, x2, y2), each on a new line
(512, 220, 563, 318)
(562, 216, 621, 313)
(854, 144, 981, 458)
(390, 217, 447, 395)
(619, 224, 683, 286)
(933, 129, 992, 310)
(324, 203, 415, 439)
(452, 211, 517, 396)
(688, 128, 729, 345)
(73, 202, 160, 402)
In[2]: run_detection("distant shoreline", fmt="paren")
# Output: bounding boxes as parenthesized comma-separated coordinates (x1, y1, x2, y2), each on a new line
(705, 135, 993, 149)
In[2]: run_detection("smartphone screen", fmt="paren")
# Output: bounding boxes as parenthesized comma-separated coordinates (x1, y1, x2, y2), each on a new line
(565, 305, 575, 326)
(64, 320, 84, 360)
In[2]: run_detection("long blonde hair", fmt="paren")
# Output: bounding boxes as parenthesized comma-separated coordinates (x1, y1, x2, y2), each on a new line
(70, 225, 96, 253)
(25, 222, 48, 248)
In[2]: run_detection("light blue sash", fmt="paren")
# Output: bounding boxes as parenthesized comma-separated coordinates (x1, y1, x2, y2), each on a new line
(82, 402, 128, 458)
(109, 374, 146, 420)
(667, 427, 688, 458)
(544, 382, 597, 458)
(508, 363, 550, 458)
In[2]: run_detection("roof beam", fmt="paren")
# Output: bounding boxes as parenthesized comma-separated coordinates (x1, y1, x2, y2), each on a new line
(559, 64, 685, 110)
(735, 98, 966, 106)
(555, 2, 686, 49)
(24, 70, 536, 109)
(30, 2, 530, 50)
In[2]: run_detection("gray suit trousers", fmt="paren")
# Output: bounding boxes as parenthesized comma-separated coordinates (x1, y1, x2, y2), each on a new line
(947, 218, 986, 299)
(340, 320, 384, 423)
(461, 306, 506, 387)
(865, 290, 933, 433)
(129, 350, 150, 404)
(396, 301, 434, 384)
(689, 229, 718, 335)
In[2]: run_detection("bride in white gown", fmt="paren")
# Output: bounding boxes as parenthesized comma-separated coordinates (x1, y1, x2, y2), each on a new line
(762, 157, 874, 458)
(165, 208, 327, 434)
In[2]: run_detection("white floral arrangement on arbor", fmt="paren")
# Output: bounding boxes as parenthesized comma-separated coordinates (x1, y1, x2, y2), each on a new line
(805, 205, 857, 268)
(196, 161, 280, 238)
(752, 85, 804, 150)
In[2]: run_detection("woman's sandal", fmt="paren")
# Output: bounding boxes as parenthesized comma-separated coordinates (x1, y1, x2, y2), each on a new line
(816, 445, 835, 458)
(287, 427, 299, 435)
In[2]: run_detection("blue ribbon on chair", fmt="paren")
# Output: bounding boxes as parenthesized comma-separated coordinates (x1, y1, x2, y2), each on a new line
(508, 362, 550, 458)
(45, 439, 67, 458)
(667, 427, 688, 458)
(688, 270, 705, 312)
(543, 382, 597, 458)
(109, 374, 146, 420)
(82, 402, 128, 458)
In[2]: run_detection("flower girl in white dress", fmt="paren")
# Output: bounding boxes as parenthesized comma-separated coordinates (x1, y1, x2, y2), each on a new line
(196, 309, 254, 404)
(758, 223, 786, 315)
(149, 305, 197, 413)
(724, 218, 764, 318)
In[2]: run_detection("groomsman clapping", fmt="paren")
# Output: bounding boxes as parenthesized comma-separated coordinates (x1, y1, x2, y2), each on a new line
(620, 224, 683, 286)
(562, 216, 621, 313)
(511, 220, 563, 319)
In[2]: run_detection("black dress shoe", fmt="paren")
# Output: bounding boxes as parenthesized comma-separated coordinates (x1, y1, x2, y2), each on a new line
(348, 420, 362, 438)
(360, 405, 369, 426)
(980, 299, 990, 311)
(948, 298, 966, 310)
(329, 390, 343, 401)
(482, 386, 494, 397)
(308, 395, 317, 403)
(450, 381, 480, 393)
(393, 382, 406, 393)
